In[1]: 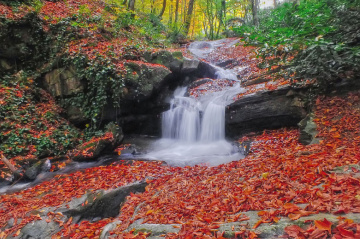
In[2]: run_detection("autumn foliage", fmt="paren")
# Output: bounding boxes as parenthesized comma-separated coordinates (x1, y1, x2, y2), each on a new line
(1, 89, 360, 237)
(1, 1, 360, 238)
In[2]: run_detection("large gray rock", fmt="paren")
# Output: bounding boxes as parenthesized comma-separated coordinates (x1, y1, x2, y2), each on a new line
(181, 58, 200, 73)
(16, 220, 61, 239)
(100, 220, 122, 239)
(143, 50, 183, 73)
(43, 66, 84, 97)
(226, 87, 307, 137)
(125, 219, 181, 236)
(124, 61, 172, 100)
(127, 223, 182, 236)
(64, 181, 147, 222)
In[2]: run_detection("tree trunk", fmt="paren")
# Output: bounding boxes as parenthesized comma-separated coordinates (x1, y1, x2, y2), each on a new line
(175, 0, 179, 24)
(151, 0, 155, 13)
(221, 0, 226, 29)
(128, 0, 135, 11)
(1, 154, 21, 177)
(184, 0, 195, 35)
(169, 0, 173, 26)
(251, 0, 259, 26)
(159, 0, 167, 18)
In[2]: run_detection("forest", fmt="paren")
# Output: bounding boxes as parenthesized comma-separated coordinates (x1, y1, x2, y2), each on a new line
(0, 0, 360, 238)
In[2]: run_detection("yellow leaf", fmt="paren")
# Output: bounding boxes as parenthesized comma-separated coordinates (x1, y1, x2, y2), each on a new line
(14, 229, 21, 237)
(146, 210, 154, 215)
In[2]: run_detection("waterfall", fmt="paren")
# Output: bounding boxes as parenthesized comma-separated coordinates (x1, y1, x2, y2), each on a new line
(162, 87, 201, 141)
(146, 39, 246, 166)
(200, 102, 225, 141)
(161, 67, 243, 144)
(147, 71, 245, 166)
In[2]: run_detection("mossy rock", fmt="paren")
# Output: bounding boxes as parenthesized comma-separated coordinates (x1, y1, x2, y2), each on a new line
(124, 61, 171, 99)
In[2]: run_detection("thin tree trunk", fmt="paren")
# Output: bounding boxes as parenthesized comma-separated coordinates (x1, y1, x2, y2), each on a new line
(128, 0, 135, 18)
(184, 0, 195, 35)
(151, 0, 155, 13)
(159, 0, 167, 18)
(251, 0, 259, 26)
(221, 0, 226, 29)
(175, 0, 179, 24)
(128, 0, 135, 11)
(1, 154, 20, 177)
(169, 0, 173, 26)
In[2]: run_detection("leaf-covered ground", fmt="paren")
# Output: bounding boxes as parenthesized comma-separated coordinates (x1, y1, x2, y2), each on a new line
(1, 90, 360, 238)
(1, 1, 360, 238)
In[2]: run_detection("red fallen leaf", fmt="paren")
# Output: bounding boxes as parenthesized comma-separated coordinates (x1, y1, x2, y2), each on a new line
(288, 213, 302, 220)
(354, 225, 360, 238)
(248, 231, 258, 239)
(13, 230, 21, 237)
(314, 218, 332, 233)
(351, 167, 359, 173)
(284, 225, 306, 238)
(272, 217, 280, 223)
(284, 203, 300, 212)
(309, 228, 328, 238)
(337, 227, 355, 237)
(209, 224, 220, 229)
(257, 211, 267, 216)
(239, 216, 250, 221)
(253, 220, 263, 229)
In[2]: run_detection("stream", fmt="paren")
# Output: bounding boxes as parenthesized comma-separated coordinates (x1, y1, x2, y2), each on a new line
(0, 39, 246, 194)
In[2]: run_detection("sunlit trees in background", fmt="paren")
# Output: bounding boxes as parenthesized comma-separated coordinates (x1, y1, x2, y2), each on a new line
(109, 0, 279, 40)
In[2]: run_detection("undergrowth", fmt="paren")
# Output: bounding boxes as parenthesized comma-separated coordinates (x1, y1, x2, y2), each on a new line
(234, 0, 360, 92)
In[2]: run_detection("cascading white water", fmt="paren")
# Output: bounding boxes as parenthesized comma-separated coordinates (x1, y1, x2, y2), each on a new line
(162, 87, 201, 141)
(146, 40, 246, 166)
(147, 76, 245, 166)
(199, 102, 225, 141)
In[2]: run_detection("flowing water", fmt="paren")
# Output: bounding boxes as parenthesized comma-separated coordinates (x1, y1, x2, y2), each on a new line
(0, 40, 246, 194)
(146, 40, 246, 166)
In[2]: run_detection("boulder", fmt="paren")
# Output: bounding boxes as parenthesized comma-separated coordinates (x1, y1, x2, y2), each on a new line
(181, 58, 200, 73)
(100, 220, 122, 239)
(126, 222, 182, 236)
(71, 124, 122, 162)
(24, 159, 51, 180)
(17, 219, 61, 239)
(124, 61, 172, 100)
(226, 87, 307, 137)
(43, 66, 84, 97)
(105, 122, 124, 146)
(143, 50, 183, 73)
(196, 61, 218, 79)
(64, 181, 147, 222)
(298, 113, 319, 145)
(65, 105, 87, 126)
